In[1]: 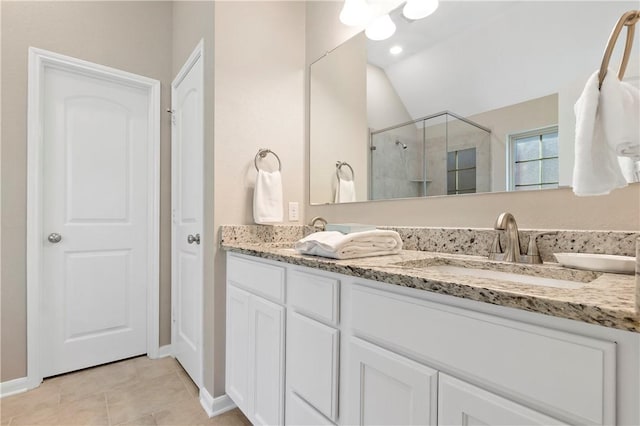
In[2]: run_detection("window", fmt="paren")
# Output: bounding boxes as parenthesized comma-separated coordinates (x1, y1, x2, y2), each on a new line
(509, 126, 559, 191)
(447, 148, 476, 195)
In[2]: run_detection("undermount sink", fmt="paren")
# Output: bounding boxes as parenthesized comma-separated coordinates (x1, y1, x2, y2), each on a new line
(427, 265, 586, 289)
(394, 257, 601, 290)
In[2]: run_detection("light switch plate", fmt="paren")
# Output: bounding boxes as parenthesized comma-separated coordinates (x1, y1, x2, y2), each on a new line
(288, 202, 299, 221)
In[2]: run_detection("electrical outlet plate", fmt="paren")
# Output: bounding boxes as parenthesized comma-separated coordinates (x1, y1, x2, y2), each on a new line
(288, 202, 299, 221)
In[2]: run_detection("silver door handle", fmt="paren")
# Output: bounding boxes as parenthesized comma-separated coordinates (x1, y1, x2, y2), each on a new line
(48, 233, 62, 243)
(187, 234, 200, 245)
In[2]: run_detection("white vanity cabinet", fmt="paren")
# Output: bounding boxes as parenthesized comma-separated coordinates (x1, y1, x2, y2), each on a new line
(225, 253, 640, 426)
(226, 255, 286, 425)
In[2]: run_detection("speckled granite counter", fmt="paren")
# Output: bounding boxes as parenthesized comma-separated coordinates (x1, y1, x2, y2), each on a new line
(220, 225, 640, 333)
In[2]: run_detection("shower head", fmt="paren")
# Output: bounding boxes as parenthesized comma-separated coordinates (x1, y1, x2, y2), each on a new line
(395, 140, 408, 150)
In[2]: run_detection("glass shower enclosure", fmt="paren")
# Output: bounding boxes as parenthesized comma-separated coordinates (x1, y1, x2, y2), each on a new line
(369, 111, 491, 200)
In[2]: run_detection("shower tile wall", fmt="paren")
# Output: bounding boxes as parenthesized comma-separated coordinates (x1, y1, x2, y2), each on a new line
(371, 130, 424, 200)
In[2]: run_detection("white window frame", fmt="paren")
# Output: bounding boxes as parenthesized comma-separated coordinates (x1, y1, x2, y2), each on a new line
(507, 125, 559, 191)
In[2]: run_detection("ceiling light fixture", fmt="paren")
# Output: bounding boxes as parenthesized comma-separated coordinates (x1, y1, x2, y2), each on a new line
(365, 14, 396, 41)
(402, 0, 439, 20)
(339, 0, 374, 27)
(389, 46, 403, 55)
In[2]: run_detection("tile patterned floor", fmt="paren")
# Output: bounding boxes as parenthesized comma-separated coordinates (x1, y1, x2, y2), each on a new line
(0, 356, 251, 426)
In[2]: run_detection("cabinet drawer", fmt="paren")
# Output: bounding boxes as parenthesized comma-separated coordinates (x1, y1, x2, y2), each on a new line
(288, 269, 339, 325)
(227, 254, 285, 303)
(350, 285, 616, 425)
(287, 312, 339, 421)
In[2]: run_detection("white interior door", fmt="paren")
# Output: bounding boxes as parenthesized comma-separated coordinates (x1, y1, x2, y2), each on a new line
(40, 57, 156, 377)
(171, 41, 204, 388)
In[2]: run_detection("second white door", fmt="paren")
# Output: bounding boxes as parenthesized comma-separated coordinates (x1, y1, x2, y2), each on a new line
(171, 41, 204, 387)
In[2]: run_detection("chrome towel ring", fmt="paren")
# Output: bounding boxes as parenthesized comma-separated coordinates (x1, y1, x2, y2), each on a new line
(336, 161, 354, 181)
(255, 148, 282, 172)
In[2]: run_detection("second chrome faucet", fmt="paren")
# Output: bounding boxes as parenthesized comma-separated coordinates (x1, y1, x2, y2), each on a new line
(489, 212, 557, 264)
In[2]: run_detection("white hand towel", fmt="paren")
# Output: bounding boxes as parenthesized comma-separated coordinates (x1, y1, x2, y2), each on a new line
(334, 179, 356, 203)
(600, 70, 640, 159)
(253, 170, 283, 224)
(572, 70, 629, 196)
(294, 230, 403, 260)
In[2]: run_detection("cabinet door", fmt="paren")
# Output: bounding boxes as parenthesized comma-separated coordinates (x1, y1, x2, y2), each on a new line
(286, 391, 335, 426)
(287, 312, 339, 421)
(250, 296, 285, 426)
(347, 337, 438, 426)
(226, 285, 250, 413)
(438, 374, 569, 425)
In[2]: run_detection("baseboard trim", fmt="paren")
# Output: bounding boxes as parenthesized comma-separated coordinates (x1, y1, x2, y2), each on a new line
(0, 377, 30, 398)
(199, 388, 236, 418)
(155, 345, 173, 358)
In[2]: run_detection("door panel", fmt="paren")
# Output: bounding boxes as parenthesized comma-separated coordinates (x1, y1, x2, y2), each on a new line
(66, 97, 131, 222)
(226, 286, 251, 413)
(41, 64, 151, 377)
(438, 374, 568, 425)
(178, 252, 198, 351)
(171, 45, 204, 388)
(347, 337, 438, 426)
(65, 250, 130, 339)
(250, 296, 285, 426)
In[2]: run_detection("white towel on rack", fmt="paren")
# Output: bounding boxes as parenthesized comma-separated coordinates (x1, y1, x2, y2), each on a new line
(253, 170, 283, 224)
(572, 70, 637, 196)
(600, 69, 640, 159)
(334, 179, 356, 203)
(295, 230, 403, 259)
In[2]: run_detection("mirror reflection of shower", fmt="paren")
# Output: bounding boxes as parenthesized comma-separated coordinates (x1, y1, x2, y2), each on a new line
(370, 111, 491, 200)
(395, 140, 408, 150)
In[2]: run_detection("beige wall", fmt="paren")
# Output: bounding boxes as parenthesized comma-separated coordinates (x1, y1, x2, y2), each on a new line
(171, 1, 216, 395)
(212, 1, 305, 396)
(0, 1, 174, 382)
(304, 1, 640, 232)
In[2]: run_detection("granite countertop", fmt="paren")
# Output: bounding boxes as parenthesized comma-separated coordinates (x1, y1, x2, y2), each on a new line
(221, 241, 640, 333)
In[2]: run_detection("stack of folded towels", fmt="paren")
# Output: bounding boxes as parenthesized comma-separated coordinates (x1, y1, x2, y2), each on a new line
(294, 229, 403, 260)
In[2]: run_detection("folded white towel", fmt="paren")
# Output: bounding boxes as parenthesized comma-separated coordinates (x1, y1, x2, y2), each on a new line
(572, 70, 630, 196)
(295, 230, 403, 260)
(335, 179, 356, 203)
(253, 170, 283, 224)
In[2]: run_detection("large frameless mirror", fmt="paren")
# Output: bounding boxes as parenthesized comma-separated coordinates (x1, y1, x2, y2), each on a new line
(308, 1, 640, 204)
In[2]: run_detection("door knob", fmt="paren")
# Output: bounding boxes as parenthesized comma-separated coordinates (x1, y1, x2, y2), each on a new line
(187, 234, 201, 245)
(48, 233, 62, 243)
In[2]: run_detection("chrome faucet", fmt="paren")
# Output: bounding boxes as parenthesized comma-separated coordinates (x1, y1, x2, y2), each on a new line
(309, 216, 328, 231)
(489, 212, 558, 264)
(492, 212, 521, 262)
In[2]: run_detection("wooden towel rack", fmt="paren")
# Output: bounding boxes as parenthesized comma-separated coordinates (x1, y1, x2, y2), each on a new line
(599, 10, 640, 89)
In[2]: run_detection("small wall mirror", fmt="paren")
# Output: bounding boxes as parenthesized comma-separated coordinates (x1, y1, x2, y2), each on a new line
(309, 1, 640, 205)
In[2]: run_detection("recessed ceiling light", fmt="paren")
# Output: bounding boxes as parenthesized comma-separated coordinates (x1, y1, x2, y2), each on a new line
(390, 46, 403, 55)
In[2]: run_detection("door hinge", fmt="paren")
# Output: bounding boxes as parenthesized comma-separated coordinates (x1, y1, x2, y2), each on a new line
(167, 108, 176, 125)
